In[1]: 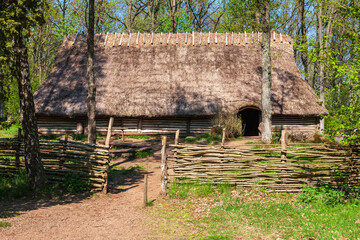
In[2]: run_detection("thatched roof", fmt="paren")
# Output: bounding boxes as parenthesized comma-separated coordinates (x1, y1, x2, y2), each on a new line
(34, 32, 327, 118)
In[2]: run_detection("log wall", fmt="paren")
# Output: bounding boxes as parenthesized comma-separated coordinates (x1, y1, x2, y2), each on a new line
(0, 137, 110, 191)
(168, 143, 360, 192)
(37, 116, 319, 136)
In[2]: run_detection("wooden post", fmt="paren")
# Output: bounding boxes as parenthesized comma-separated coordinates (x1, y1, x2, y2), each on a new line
(121, 129, 125, 142)
(102, 159, 109, 194)
(137, 118, 143, 133)
(175, 129, 180, 145)
(281, 130, 287, 163)
(76, 122, 84, 134)
(186, 119, 191, 135)
(105, 117, 114, 147)
(144, 174, 148, 206)
(60, 132, 69, 169)
(221, 128, 226, 147)
(15, 128, 22, 169)
(161, 136, 168, 195)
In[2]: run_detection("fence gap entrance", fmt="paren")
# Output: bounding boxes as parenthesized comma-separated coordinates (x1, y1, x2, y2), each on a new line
(238, 108, 261, 136)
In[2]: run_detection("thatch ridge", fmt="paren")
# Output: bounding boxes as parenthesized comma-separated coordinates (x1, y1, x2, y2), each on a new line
(34, 32, 327, 118)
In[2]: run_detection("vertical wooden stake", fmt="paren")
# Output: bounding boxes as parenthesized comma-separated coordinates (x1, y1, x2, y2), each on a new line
(175, 129, 180, 145)
(144, 174, 148, 206)
(161, 136, 168, 195)
(105, 117, 114, 147)
(15, 128, 22, 169)
(60, 132, 69, 169)
(221, 128, 226, 147)
(121, 129, 125, 142)
(281, 130, 287, 163)
(102, 159, 109, 194)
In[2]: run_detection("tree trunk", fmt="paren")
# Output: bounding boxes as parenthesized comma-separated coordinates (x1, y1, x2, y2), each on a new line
(171, 0, 176, 33)
(318, 2, 325, 132)
(128, 0, 133, 33)
(0, 70, 4, 121)
(15, 36, 46, 188)
(87, 0, 96, 144)
(259, 0, 272, 144)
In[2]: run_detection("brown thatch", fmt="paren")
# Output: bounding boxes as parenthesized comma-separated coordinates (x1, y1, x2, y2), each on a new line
(34, 32, 327, 118)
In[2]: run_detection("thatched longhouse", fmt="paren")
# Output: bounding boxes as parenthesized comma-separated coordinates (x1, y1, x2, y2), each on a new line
(34, 32, 327, 137)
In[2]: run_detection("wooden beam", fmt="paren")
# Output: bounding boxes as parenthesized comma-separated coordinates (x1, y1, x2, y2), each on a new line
(161, 136, 168, 195)
(105, 117, 114, 147)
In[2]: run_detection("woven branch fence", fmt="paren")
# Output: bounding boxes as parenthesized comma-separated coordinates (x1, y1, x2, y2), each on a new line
(167, 143, 360, 192)
(0, 137, 110, 191)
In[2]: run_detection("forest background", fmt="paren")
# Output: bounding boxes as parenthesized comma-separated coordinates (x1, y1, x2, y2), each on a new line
(0, 0, 359, 143)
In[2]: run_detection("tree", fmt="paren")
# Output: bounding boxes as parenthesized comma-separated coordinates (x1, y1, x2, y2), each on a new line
(87, 0, 97, 144)
(0, 0, 47, 187)
(257, 0, 272, 144)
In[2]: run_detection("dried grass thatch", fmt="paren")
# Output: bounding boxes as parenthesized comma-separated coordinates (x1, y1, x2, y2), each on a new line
(34, 32, 327, 118)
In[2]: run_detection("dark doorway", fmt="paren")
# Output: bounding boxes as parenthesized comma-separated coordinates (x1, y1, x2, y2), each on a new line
(238, 108, 260, 136)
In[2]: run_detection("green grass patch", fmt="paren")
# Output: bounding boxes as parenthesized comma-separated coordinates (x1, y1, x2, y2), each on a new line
(0, 221, 11, 227)
(0, 123, 21, 138)
(39, 134, 60, 140)
(0, 169, 33, 200)
(152, 183, 360, 239)
(127, 135, 151, 140)
(184, 133, 222, 144)
(133, 150, 154, 158)
(72, 133, 88, 142)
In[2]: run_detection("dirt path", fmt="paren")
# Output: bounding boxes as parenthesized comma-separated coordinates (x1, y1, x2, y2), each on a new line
(0, 156, 162, 240)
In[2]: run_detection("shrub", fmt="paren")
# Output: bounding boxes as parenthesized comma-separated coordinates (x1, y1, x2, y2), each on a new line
(0, 169, 32, 200)
(61, 173, 91, 194)
(211, 112, 243, 138)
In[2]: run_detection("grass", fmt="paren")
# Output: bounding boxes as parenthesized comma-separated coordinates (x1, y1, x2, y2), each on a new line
(133, 150, 154, 158)
(0, 221, 11, 227)
(0, 123, 21, 138)
(39, 134, 60, 140)
(184, 133, 222, 144)
(108, 164, 144, 181)
(149, 182, 360, 239)
(127, 135, 151, 140)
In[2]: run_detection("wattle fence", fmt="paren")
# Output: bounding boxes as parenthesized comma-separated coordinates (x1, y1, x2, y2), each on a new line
(0, 137, 110, 191)
(168, 143, 360, 192)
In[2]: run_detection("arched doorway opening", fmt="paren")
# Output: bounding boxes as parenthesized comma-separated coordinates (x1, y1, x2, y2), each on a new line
(238, 108, 261, 136)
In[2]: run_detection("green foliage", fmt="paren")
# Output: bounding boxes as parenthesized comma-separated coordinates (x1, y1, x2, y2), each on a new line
(298, 183, 360, 205)
(168, 181, 229, 199)
(39, 134, 60, 140)
(0, 169, 32, 200)
(72, 134, 88, 142)
(0, 123, 21, 138)
(61, 173, 91, 194)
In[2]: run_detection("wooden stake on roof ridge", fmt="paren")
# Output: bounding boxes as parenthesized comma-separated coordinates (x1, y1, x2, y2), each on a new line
(185, 32, 188, 44)
(215, 32, 217, 44)
(231, 32, 234, 45)
(113, 33, 117, 47)
(136, 32, 139, 45)
(176, 32, 178, 44)
(238, 32, 241, 44)
(143, 33, 146, 44)
(252, 32, 254, 43)
(63, 34, 69, 47)
(127, 32, 131, 47)
(119, 32, 124, 46)
(199, 32, 201, 45)
(167, 32, 171, 44)
(151, 32, 154, 44)
(273, 31, 276, 41)
(208, 32, 210, 44)
(245, 32, 247, 44)
(160, 32, 163, 44)
(280, 33, 283, 43)
(72, 33, 79, 45)
(258, 32, 260, 42)
(225, 32, 228, 46)
(104, 32, 109, 46)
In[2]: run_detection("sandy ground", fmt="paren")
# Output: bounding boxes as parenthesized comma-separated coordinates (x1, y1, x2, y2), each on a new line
(0, 152, 162, 240)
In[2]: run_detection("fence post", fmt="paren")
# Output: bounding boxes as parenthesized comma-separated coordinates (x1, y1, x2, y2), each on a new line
(105, 117, 114, 147)
(221, 128, 226, 147)
(121, 129, 125, 142)
(281, 130, 287, 163)
(144, 174, 148, 206)
(15, 128, 22, 169)
(102, 155, 110, 194)
(161, 136, 168, 195)
(60, 132, 68, 169)
(175, 129, 180, 145)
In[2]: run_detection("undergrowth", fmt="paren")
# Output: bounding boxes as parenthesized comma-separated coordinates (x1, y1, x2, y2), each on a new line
(0, 122, 21, 138)
(184, 133, 222, 144)
(156, 181, 360, 239)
